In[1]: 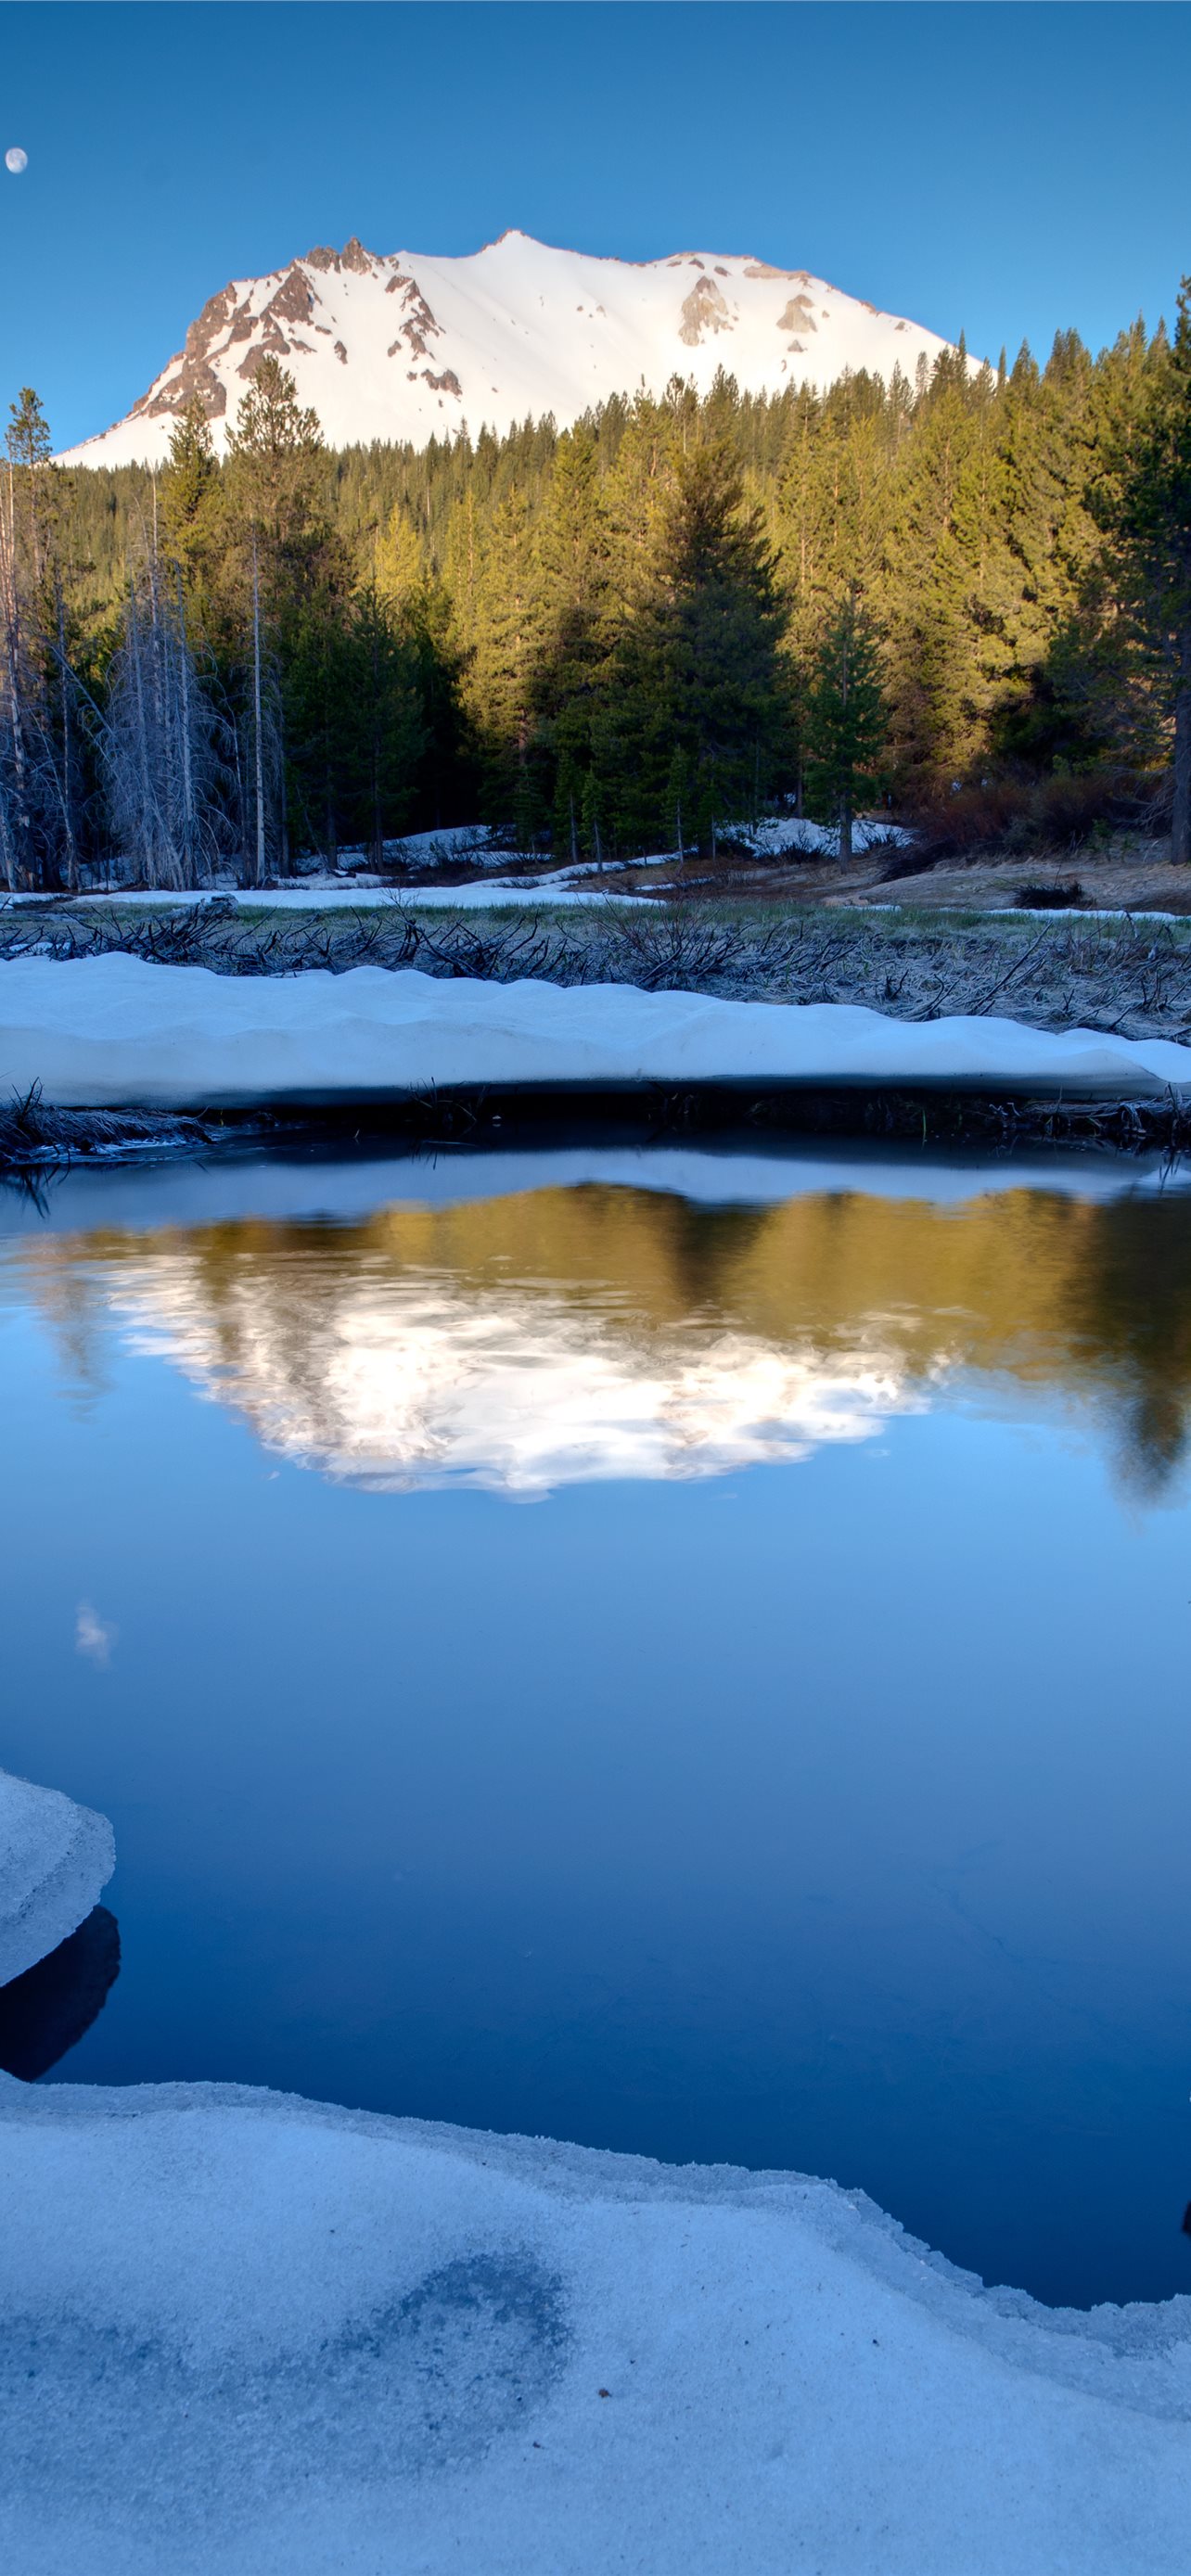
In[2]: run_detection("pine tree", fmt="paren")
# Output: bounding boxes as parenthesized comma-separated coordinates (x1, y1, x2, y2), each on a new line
(1106, 278, 1191, 859)
(804, 590, 889, 861)
(466, 483, 543, 834)
(5, 388, 56, 588)
(880, 371, 986, 787)
(0, 389, 81, 887)
(221, 361, 344, 875)
(776, 376, 902, 810)
(531, 425, 611, 830)
(374, 503, 425, 613)
(225, 359, 327, 573)
(604, 436, 789, 850)
(159, 400, 221, 607)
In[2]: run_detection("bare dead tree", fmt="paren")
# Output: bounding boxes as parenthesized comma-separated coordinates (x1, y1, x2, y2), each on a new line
(100, 549, 236, 887)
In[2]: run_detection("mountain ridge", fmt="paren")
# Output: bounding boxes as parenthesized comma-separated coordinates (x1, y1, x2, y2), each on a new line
(58, 231, 968, 467)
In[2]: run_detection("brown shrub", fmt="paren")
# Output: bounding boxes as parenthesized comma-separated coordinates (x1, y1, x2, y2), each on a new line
(889, 770, 1162, 876)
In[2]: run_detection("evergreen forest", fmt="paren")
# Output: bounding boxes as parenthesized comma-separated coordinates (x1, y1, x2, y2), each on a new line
(4, 282, 1191, 889)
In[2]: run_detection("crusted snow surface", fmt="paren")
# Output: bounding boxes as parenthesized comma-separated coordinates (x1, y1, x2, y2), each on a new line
(3, 952, 1191, 1109)
(58, 232, 967, 469)
(1, 2078, 1189, 2574)
(0, 1770, 115, 1986)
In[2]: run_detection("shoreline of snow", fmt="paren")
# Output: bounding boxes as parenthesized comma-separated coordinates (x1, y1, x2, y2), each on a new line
(1, 2072, 1188, 2572)
(0, 1771, 115, 1988)
(2, 953, 1190, 1112)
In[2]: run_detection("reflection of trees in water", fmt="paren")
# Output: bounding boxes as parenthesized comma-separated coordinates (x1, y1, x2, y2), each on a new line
(1059, 1197, 1191, 1495)
(16, 1177, 1191, 1496)
(6, 1247, 115, 1411)
(1119, 1390, 1186, 1497)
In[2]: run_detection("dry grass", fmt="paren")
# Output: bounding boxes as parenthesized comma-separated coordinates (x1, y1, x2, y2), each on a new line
(6, 891, 1191, 1046)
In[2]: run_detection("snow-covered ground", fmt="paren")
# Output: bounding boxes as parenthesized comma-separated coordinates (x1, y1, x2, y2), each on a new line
(10, 886, 637, 913)
(7, 811, 902, 906)
(58, 232, 970, 469)
(2, 2076, 1188, 2574)
(733, 815, 909, 860)
(7, 882, 657, 912)
(384, 824, 497, 867)
(3, 953, 1190, 1108)
(0, 1770, 114, 1987)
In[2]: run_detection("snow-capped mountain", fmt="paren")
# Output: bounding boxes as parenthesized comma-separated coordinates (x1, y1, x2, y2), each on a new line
(58, 232, 964, 466)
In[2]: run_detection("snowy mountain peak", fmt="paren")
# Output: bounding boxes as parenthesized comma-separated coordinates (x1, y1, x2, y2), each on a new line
(58, 234, 966, 467)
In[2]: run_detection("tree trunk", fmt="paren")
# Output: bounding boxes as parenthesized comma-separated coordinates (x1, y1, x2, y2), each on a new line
(839, 792, 853, 867)
(279, 707, 289, 876)
(251, 533, 265, 887)
(4, 462, 30, 885)
(1172, 634, 1191, 866)
(57, 589, 77, 892)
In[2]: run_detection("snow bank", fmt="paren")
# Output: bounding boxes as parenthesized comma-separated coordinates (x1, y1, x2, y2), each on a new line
(734, 815, 910, 860)
(0, 1771, 114, 1987)
(385, 823, 498, 867)
(3, 953, 1190, 1110)
(1, 2078, 1188, 2574)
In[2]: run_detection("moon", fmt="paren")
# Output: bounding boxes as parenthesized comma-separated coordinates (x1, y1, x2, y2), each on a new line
(5, 147, 28, 174)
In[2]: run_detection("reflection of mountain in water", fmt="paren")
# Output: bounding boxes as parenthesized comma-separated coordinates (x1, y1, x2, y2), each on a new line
(0, 1906, 121, 2080)
(18, 1178, 1191, 1495)
(109, 1274, 920, 1492)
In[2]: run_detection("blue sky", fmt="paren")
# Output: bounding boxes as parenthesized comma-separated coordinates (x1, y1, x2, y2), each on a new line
(1, 1, 1188, 451)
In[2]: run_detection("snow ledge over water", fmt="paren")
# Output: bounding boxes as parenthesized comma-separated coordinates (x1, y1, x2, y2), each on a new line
(0, 1771, 114, 1987)
(3, 953, 1190, 1108)
(1, 2075, 1189, 2573)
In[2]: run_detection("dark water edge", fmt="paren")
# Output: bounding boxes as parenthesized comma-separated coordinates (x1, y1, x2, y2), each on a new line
(4, 1078, 1191, 1176)
(0, 1910, 121, 2083)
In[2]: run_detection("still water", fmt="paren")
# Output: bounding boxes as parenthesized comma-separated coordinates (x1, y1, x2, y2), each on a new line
(3, 1141, 1191, 2312)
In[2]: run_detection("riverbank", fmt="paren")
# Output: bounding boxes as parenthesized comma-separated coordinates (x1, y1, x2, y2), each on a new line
(5, 906, 1191, 1169)
(6, 1084, 1191, 1176)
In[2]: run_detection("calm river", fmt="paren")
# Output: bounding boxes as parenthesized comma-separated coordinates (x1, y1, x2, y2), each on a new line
(3, 1140, 1191, 2311)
